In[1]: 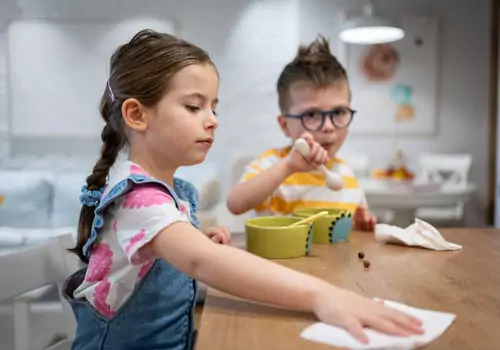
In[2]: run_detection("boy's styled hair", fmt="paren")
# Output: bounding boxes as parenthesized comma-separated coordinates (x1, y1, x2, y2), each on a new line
(70, 29, 214, 263)
(276, 35, 349, 112)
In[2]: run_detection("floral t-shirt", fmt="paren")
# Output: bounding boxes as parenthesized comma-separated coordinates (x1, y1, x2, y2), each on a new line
(73, 161, 192, 317)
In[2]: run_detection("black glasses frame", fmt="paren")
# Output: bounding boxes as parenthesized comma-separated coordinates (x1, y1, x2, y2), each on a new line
(284, 107, 356, 131)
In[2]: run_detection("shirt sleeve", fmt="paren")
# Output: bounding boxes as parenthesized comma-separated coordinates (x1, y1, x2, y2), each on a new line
(239, 154, 276, 183)
(112, 184, 189, 265)
(238, 153, 282, 212)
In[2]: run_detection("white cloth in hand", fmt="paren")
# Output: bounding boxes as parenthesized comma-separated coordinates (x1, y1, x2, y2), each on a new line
(300, 300, 456, 350)
(374, 218, 462, 250)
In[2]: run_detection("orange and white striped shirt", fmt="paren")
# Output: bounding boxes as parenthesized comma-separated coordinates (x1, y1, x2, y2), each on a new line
(240, 146, 366, 216)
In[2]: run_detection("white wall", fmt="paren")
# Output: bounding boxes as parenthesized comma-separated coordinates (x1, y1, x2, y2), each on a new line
(8, 18, 175, 137)
(0, 0, 492, 226)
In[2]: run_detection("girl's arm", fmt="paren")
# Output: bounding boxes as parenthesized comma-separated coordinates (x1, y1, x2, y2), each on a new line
(150, 222, 423, 343)
(153, 221, 325, 311)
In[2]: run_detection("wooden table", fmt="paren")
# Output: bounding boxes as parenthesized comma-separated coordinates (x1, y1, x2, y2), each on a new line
(196, 230, 500, 349)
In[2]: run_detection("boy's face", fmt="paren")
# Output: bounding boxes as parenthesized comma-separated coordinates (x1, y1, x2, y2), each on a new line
(278, 81, 351, 158)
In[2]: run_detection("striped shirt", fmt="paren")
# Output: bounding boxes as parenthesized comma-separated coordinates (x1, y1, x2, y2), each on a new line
(240, 146, 366, 216)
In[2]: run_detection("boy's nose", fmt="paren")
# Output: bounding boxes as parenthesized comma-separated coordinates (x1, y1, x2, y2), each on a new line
(321, 116, 335, 132)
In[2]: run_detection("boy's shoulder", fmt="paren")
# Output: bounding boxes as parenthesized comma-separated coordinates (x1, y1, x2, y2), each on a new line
(240, 146, 291, 180)
(253, 145, 292, 163)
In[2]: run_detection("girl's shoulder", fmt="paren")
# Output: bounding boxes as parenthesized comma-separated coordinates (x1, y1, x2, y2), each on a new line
(103, 161, 178, 203)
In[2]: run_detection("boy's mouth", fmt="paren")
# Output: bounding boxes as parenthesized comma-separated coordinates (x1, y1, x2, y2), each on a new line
(320, 142, 335, 150)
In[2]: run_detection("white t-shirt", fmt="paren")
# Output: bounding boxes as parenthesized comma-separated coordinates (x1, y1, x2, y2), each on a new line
(73, 161, 192, 317)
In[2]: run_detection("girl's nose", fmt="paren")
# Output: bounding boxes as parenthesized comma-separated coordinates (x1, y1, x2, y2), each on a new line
(205, 111, 218, 130)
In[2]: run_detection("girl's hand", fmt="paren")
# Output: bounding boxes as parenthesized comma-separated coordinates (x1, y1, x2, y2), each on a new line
(314, 287, 424, 343)
(285, 132, 329, 173)
(354, 206, 377, 232)
(205, 226, 231, 245)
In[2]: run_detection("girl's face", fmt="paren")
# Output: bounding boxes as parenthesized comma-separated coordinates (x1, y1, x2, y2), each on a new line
(127, 63, 219, 170)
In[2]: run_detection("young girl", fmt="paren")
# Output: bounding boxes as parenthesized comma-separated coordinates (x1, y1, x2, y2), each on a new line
(64, 30, 423, 350)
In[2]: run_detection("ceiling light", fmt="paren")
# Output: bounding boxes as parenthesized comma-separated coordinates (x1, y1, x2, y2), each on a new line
(339, 1, 405, 45)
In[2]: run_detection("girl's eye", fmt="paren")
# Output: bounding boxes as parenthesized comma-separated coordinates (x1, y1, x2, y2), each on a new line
(212, 110, 218, 116)
(186, 105, 200, 112)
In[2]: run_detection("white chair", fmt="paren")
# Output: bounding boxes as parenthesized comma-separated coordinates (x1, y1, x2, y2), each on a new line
(340, 152, 397, 223)
(214, 153, 256, 232)
(341, 152, 371, 179)
(229, 153, 258, 187)
(195, 153, 256, 304)
(415, 153, 473, 225)
(0, 233, 80, 350)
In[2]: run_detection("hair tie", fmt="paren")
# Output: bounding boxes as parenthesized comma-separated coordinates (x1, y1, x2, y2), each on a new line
(80, 185, 105, 207)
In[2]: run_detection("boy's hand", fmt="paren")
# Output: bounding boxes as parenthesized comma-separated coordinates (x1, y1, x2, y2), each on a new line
(205, 226, 232, 244)
(286, 132, 329, 173)
(353, 206, 377, 232)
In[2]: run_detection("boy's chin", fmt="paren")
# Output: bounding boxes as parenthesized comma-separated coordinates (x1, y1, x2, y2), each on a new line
(322, 144, 339, 158)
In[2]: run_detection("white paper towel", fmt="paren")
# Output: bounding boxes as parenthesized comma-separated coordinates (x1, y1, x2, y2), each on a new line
(374, 218, 462, 251)
(300, 300, 456, 349)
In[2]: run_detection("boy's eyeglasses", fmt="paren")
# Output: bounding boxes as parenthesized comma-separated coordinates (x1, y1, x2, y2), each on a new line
(284, 107, 356, 132)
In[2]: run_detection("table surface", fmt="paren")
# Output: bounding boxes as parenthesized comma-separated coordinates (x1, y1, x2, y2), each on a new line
(196, 229, 500, 350)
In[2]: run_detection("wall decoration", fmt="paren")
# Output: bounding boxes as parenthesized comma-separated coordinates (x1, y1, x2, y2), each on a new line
(361, 44, 400, 82)
(339, 16, 440, 136)
(392, 83, 415, 121)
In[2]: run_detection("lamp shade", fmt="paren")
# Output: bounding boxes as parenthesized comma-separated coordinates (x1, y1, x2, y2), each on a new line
(339, 2, 404, 45)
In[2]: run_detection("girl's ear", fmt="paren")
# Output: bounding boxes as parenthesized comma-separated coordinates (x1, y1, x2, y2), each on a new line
(277, 115, 291, 137)
(122, 98, 148, 132)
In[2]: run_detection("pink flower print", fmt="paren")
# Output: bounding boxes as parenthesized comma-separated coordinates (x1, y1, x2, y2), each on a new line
(86, 243, 113, 282)
(122, 185, 173, 209)
(138, 261, 154, 280)
(131, 245, 156, 265)
(125, 229, 146, 255)
(130, 165, 150, 177)
(179, 204, 187, 217)
(113, 219, 118, 233)
(93, 278, 116, 318)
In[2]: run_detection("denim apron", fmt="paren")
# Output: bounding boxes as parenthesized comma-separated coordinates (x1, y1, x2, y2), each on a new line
(63, 174, 199, 350)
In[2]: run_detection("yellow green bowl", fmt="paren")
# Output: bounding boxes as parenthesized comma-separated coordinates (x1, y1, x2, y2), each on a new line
(293, 208, 353, 244)
(245, 216, 313, 259)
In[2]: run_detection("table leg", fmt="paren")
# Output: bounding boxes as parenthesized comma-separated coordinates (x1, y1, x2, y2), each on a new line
(13, 299, 30, 350)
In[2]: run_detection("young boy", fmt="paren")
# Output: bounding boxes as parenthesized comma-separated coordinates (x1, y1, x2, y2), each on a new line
(227, 36, 376, 231)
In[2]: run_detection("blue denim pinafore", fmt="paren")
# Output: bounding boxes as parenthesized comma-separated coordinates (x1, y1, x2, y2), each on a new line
(63, 174, 200, 350)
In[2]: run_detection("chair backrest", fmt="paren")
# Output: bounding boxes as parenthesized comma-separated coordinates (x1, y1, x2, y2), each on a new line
(0, 233, 79, 301)
(417, 153, 472, 188)
(229, 153, 257, 187)
(341, 152, 370, 178)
